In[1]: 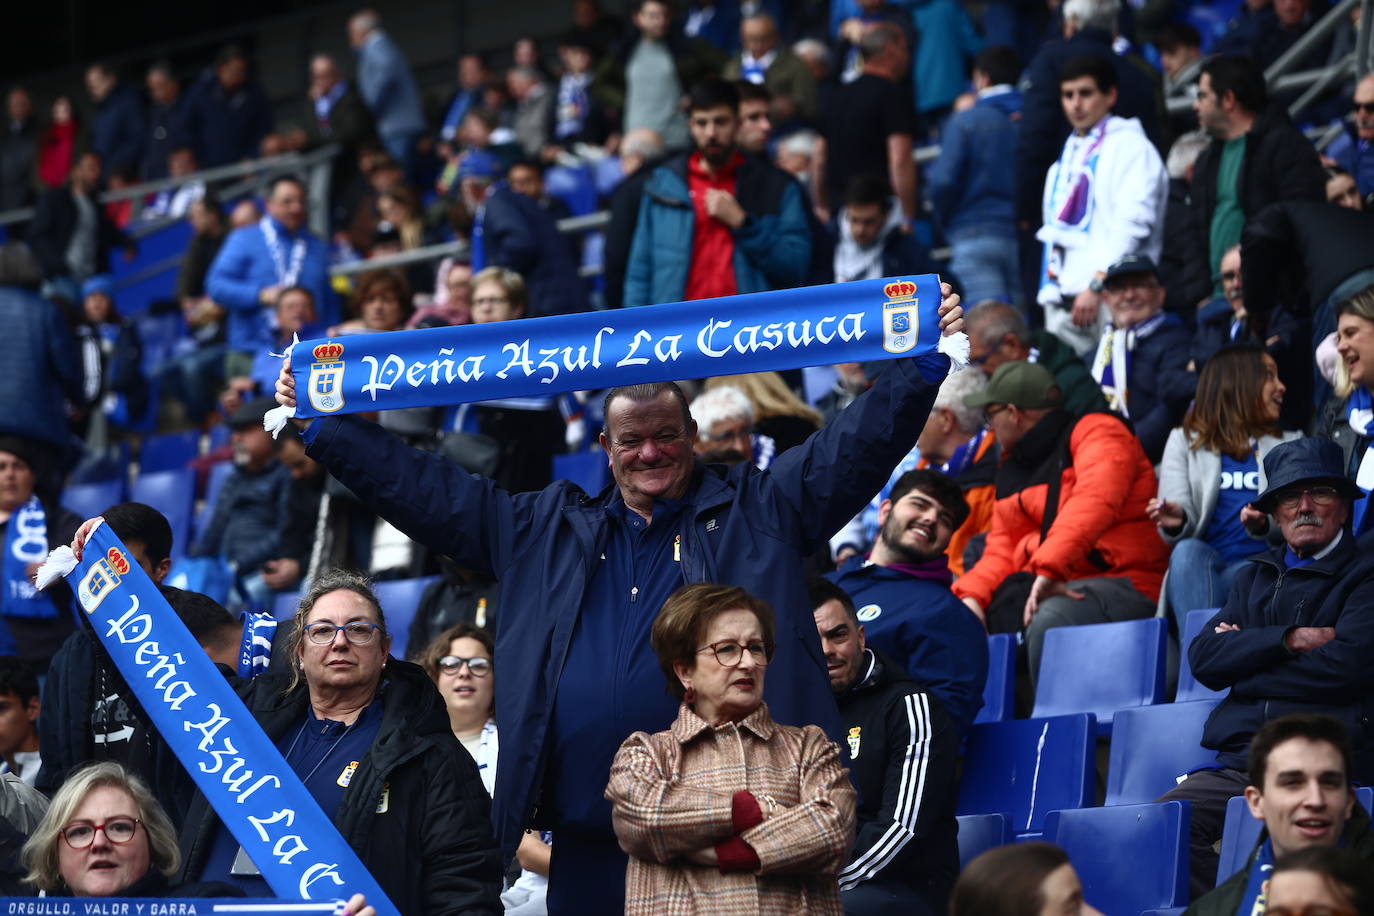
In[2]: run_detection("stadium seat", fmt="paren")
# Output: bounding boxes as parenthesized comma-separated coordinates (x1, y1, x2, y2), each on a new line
(194, 461, 235, 543)
(581, 230, 605, 293)
(1177, 607, 1227, 702)
(1217, 787, 1374, 884)
(956, 813, 1011, 867)
(1105, 699, 1220, 805)
(130, 467, 196, 559)
(207, 423, 231, 451)
(1140, 910, 1186, 916)
(957, 713, 1096, 838)
(61, 478, 126, 520)
(373, 575, 440, 660)
(1044, 801, 1191, 914)
(140, 430, 201, 474)
(544, 164, 598, 216)
(976, 633, 1015, 724)
(1032, 617, 1167, 735)
(593, 155, 624, 197)
(554, 451, 610, 494)
(272, 590, 302, 621)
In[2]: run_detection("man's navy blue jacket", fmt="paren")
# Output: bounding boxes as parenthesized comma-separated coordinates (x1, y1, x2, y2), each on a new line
(480, 184, 587, 317)
(1114, 312, 1196, 465)
(826, 556, 988, 736)
(302, 353, 949, 864)
(91, 83, 146, 177)
(1191, 527, 1374, 781)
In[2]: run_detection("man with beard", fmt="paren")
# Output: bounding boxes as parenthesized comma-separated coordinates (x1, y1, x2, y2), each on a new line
(812, 578, 961, 916)
(623, 78, 810, 307)
(824, 468, 988, 736)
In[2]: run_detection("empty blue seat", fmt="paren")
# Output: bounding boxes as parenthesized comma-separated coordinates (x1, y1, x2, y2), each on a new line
(1178, 607, 1227, 702)
(140, 430, 201, 474)
(544, 165, 598, 216)
(1217, 787, 1374, 884)
(373, 576, 440, 660)
(272, 590, 302, 621)
(61, 478, 127, 520)
(957, 713, 1096, 837)
(207, 423, 231, 451)
(194, 461, 235, 543)
(1105, 699, 1221, 806)
(956, 813, 1011, 867)
(1032, 617, 1167, 735)
(1045, 801, 1191, 914)
(976, 633, 1015, 724)
(554, 451, 610, 494)
(130, 467, 196, 559)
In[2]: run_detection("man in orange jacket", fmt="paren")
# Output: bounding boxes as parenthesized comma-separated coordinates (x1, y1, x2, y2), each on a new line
(952, 360, 1169, 684)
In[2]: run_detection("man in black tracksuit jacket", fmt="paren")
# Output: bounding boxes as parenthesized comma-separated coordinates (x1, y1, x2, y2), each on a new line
(812, 579, 960, 916)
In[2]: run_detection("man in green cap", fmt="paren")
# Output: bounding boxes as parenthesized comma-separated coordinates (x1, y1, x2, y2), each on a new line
(951, 361, 1170, 685)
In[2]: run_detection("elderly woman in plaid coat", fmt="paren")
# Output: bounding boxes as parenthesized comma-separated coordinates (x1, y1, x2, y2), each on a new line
(605, 583, 857, 915)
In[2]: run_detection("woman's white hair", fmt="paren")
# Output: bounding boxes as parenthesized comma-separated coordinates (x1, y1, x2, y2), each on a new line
(689, 385, 754, 440)
(932, 368, 989, 436)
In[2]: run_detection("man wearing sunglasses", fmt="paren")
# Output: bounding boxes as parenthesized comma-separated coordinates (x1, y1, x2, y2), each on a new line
(1158, 437, 1374, 898)
(1326, 75, 1374, 201)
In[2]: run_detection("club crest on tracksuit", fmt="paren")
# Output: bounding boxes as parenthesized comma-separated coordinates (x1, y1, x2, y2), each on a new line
(883, 280, 919, 354)
(848, 726, 862, 759)
(308, 342, 347, 413)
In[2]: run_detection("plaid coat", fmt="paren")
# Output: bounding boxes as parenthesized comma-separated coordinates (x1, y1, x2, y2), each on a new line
(606, 701, 856, 915)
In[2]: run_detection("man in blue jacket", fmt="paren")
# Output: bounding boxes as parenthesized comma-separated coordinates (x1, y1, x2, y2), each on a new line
(85, 64, 145, 179)
(1158, 437, 1374, 897)
(623, 78, 810, 308)
(182, 46, 272, 169)
(825, 468, 988, 737)
(276, 286, 965, 915)
(347, 9, 425, 179)
(206, 176, 332, 378)
(926, 45, 1022, 307)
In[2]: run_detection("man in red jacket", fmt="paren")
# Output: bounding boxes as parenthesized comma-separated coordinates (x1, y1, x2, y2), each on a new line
(952, 361, 1168, 684)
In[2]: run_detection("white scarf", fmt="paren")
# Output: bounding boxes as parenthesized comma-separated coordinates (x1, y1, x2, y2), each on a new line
(1089, 312, 1168, 417)
(259, 217, 307, 288)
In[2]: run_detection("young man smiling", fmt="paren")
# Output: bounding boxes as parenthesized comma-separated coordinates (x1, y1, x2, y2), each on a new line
(824, 469, 988, 736)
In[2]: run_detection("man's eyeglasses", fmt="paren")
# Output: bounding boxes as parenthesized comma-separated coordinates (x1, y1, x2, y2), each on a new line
(1275, 486, 1342, 509)
(1217, 270, 1240, 283)
(303, 621, 383, 645)
(983, 404, 1010, 422)
(706, 424, 751, 443)
(473, 296, 510, 307)
(697, 640, 770, 668)
(437, 655, 492, 677)
(62, 818, 141, 849)
(1353, 101, 1374, 114)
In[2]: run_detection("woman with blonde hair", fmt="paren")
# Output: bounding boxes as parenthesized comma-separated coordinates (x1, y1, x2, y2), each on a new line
(1148, 344, 1297, 622)
(1318, 286, 1374, 536)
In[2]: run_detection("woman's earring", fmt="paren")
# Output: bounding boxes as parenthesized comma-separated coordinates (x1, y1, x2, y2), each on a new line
(684, 685, 696, 704)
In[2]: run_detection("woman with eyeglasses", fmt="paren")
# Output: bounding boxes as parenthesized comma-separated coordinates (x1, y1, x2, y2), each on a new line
(606, 584, 856, 915)
(174, 569, 503, 914)
(421, 623, 551, 915)
(1267, 845, 1374, 916)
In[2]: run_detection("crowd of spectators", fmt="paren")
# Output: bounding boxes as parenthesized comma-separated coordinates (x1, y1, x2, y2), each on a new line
(2, 0, 1374, 910)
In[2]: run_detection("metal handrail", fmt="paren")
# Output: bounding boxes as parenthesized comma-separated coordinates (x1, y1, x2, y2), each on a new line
(328, 211, 611, 278)
(1265, 0, 1358, 84)
(0, 144, 341, 228)
(1167, 62, 1351, 111)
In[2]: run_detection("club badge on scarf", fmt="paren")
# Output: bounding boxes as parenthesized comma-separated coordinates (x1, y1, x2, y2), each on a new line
(3, 495, 56, 623)
(37, 523, 400, 916)
(269, 276, 961, 429)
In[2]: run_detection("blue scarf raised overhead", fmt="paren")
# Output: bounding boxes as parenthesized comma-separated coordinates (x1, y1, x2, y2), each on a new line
(3, 496, 56, 624)
(270, 276, 957, 427)
(43, 524, 400, 915)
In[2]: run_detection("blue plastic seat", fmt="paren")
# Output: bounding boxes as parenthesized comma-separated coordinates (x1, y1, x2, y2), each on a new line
(1178, 607, 1227, 702)
(554, 451, 610, 494)
(1044, 801, 1191, 914)
(957, 713, 1096, 837)
(207, 423, 231, 451)
(1217, 786, 1374, 884)
(130, 467, 196, 559)
(975, 633, 1015, 724)
(272, 590, 302, 621)
(1141, 910, 1186, 916)
(373, 575, 440, 660)
(1032, 617, 1167, 734)
(61, 478, 127, 520)
(544, 165, 598, 216)
(194, 461, 235, 543)
(1105, 699, 1221, 805)
(956, 813, 1011, 867)
(140, 430, 201, 474)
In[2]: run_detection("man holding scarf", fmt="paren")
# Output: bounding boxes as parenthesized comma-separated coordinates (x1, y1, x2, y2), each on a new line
(0, 438, 80, 672)
(1036, 55, 1167, 358)
(1181, 714, 1374, 916)
(275, 284, 965, 915)
(206, 175, 333, 377)
(1090, 254, 1195, 464)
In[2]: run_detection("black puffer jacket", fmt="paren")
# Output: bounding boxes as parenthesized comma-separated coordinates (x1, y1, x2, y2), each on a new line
(176, 660, 502, 915)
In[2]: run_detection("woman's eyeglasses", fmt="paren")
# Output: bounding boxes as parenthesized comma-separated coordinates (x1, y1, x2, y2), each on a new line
(437, 655, 492, 676)
(303, 621, 383, 645)
(697, 641, 770, 668)
(62, 818, 142, 848)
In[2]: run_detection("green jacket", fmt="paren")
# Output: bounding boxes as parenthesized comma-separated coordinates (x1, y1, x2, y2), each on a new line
(721, 47, 818, 121)
(1032, 329, 1109, 417)
(1183, 803, 1374, 916)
